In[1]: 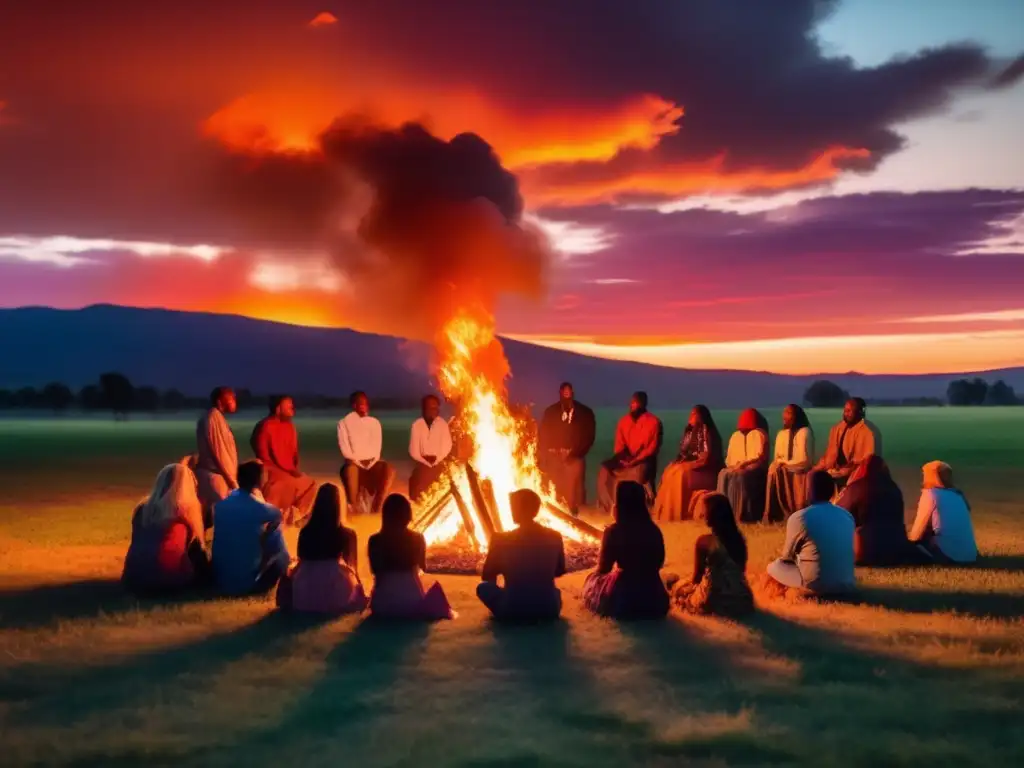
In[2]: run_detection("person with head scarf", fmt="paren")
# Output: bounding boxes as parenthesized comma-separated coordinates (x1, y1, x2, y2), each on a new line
(815, 397, 882, 491)
(276, 483, 368, 615)
(909, 461, 977, 564)
(764, 404, 815, 523)
(667, 492, 753, 617)
(122, 460, 211, 594)
(250, 394, 317, 527)
(717, 408, 770, 523)
(836, 455, 916, 566)
(582, 481, 669, 619)
(367, 494, 454, 620)
(597, 391, 663, 513)
(477, 489, 567, 621)
(652, 405, 724, 522)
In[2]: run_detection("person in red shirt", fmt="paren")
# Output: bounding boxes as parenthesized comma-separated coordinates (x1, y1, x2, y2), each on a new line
(250, 395, 317, 525)
(596, 391, 663, 513)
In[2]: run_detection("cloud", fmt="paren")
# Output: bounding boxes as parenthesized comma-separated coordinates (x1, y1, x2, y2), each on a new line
(308, 11, 338, 29)
(897, 309, 1024, 324)
(0, 236, 225, 267)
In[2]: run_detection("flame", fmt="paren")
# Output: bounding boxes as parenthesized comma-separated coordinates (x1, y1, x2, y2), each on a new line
(418, 307, 595, 550)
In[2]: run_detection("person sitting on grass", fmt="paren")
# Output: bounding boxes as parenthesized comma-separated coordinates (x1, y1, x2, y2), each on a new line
(814, 397, 882, 492)
(653, 404, 723, 522)
(717, 408, 770, 523)
(764, 404, 815, 523)
(837, 455, 918, 566)
(250, 394, 317, 527)
(337, 391, 396, 515)
(122, 460, 211, 595)
(667, 492, 754, 617)
(764, 470, 856, 599)
(477, 489, 567, 622)
(367, 494, 454, 620)
(276, 483, 367, 615)
(582, 481, 669, 620)
(909, 461, 978, 564)
(211, 460, 291, 596)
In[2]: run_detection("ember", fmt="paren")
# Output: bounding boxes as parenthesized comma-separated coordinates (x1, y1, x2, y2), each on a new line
(412, 309, 602, 574)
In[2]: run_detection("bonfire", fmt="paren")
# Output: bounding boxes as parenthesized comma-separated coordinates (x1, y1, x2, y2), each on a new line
(411, 308, 603, 573)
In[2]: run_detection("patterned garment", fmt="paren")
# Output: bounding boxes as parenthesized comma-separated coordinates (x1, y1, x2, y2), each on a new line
(672, 542, 754, 617)
(679, 424, 709, 461)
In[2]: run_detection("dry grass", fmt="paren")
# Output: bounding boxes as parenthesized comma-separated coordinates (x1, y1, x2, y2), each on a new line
(1, 410, 1023, 766)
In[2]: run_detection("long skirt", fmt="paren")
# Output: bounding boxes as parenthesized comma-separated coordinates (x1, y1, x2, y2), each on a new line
(369, 571, 453, 620)
(409, 462, 446, 502)
(276, 559, 367, 615)
(596, 460, 656, 513)
(540, 454, 587, 513)
(854, 523, 924, 566)
(670, 571, 754, 617)
(477, 581, 562, 622)
(653, 462, 719, 522)
(582, 569, 669, 620)
(262, 470, 317, 527)
(763, 463, 809, 523)
(718, 465, 768, 524)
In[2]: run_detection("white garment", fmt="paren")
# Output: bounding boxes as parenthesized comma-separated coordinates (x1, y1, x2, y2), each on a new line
(337, 412, 383, 467)
(915, 488, 978, 563)
(409, 417, 453, 467)
(725, 430, 766, 468)
(773, 427, 814, 469)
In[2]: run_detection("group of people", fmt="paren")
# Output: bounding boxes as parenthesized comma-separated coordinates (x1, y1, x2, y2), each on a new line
(121, 382, 980, 621)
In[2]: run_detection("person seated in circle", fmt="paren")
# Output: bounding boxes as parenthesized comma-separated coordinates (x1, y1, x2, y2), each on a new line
(717, 408, 770, 523)
(909, 461, 978, 564)
(276, 483, 367, 615)
(764, 404, 815, 523)
(815, 397, 882, 492)
(836, 455, 918, 566)
(582, 481, 669, 620)
(477, 489, 567, 622)
(367, 494, 454, 620)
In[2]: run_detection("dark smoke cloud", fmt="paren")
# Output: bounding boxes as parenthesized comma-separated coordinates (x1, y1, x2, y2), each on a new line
(212, 120, 550, 339)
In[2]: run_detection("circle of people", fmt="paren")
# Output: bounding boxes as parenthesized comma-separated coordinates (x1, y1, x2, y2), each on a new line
(122, 383, 979, 621)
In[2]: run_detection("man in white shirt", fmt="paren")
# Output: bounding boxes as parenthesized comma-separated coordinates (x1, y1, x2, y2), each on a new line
(338, 391, 395, 514)
(408, 394, 453, 501)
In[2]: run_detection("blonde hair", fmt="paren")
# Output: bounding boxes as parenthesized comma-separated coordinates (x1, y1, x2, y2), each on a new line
(139, 463, 204, 537)
(922, 460, 954, 490)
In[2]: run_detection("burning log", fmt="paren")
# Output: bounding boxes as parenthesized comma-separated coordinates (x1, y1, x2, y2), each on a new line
(449, 480, 483, 551)
(541, 501, 604, 541)
(410, 483, 454, 533)
(464, 463, 499, 541)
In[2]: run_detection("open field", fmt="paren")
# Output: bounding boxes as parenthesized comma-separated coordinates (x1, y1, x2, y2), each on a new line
(1, 408, 1023, 766)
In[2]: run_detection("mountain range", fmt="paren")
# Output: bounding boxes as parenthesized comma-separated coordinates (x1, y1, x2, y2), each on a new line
(2, 305, 1021, 408)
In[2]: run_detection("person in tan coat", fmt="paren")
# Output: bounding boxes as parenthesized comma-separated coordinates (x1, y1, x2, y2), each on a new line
(814, 397, 882, 491)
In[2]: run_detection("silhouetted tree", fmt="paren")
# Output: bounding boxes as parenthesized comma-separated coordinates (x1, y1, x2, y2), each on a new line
(803, 379, 849, 408)
(161, 388, 187, 411)
(98, 372, 135, 419)
(235, 388, 255, 410)
(985, 380, 1018, 405)
(0, 389, 13, 409)
(947, 378, 990, 406)
(40, 382, 74, 412)
(14, 387, 39, 408)
(79, 385, 101, 410)
(134, 386, 160, 412)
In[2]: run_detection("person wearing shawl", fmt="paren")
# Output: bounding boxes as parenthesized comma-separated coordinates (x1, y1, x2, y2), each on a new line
(538, 382, 597, 516)
(909, 461, 978, 564)
(836, 455, 918, 566)
(667, 492, 754, 617)
(122, 460, 211, 594)
(597, 392, 663, 512)
(717, 408, 770, 523)
(652, 405, 724, 522)
(195, 386, 239, 526)
(764, 404, 815, 523)
(250, 395, 317, 527)
(815, 397, 882, 490)
(276, 483, 368, 615)
(582, 481, 669, 620)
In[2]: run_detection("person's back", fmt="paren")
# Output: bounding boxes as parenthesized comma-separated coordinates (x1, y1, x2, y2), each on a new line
(212, 486, 283, 594)
(790, 502, 855, 593)
(368, 527, 425, 576)
(489, 522, 565, 591)
(923, 488, 977, 563)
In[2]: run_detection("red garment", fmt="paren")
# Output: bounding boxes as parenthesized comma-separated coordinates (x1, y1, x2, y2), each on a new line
(613, 412, 662, 463)
(737, 408, 759, 433)
(849, 454, 891, 485)
(251, 417, 299, 475)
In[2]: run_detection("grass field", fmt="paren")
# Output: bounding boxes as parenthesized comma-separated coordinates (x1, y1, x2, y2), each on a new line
(1, 407, 1023, 766)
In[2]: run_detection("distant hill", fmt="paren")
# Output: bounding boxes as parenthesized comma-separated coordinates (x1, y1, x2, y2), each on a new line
(2, 305, 1022, 408)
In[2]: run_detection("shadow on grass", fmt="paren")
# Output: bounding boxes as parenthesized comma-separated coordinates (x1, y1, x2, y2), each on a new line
(857, 585, 1024, 619)
(972, 553, 1024, 572)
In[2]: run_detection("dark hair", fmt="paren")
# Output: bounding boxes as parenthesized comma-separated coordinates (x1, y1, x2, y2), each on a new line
(690, 404, 722, 446)
(559, 381, 573, 392)
(237, 459, 263, 491)
(210, 386, 232, 406)
(632, 391, 649, 409)
(692, 404, 712, 426)
(268, 394, 290, 414)
(702, 492, 747, 570)
(848, 396, 866, 411)
(422, 394, 440, 408)
(381, 493, 413, 530)
(614, 481, 650, 525)
(350, 390, 367, 407)
(808, 470, 835, 504)
(298, 484, 349, 561)
(785, 403, 811, 431)
(510, 488, 541, 523)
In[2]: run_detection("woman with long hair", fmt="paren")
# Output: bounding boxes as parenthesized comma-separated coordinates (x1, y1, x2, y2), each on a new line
(122, 460, 210, 594)
(668, 493, 754, 616)
(909, 461, 977, 564)
(717, 408, 770, 523)
(764, 404, 815, 522)
(276, 483, 368, 615)
(582, 481, 669, 619)
(653, 405, 724, 522)
(836, 455, 916, 566)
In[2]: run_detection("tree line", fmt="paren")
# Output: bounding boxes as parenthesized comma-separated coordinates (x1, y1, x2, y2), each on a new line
(802, 378, 1020, 408)
(0, 373, 422, 415)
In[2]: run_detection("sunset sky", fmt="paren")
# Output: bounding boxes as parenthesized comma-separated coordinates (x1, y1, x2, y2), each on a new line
(1, 0, 1023, 375)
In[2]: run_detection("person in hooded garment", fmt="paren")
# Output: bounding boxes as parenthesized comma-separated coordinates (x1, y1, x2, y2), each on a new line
(653, 405, 724, 522)
(764, 404, 815, 523)
(815, 397, 882, 492)
(250, 395, 317, 527)
(538, 382, 597, 517)
(408, 394, 453, 502)
(582, 481, 669, 620)
(338, 391, 395, 515)
(836, 455, 917, 566)
(276, 483, 367, 615)
(367, 494, 454, 620)
(909, 461, 978, 564)
(667, 492, 753, 617)
(597, 391, 663, 512)
(717, 408, 770, 523)
(195, 386, 239, 526)
(477, 489, 567, 622)
(122, 460, 211, 594)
